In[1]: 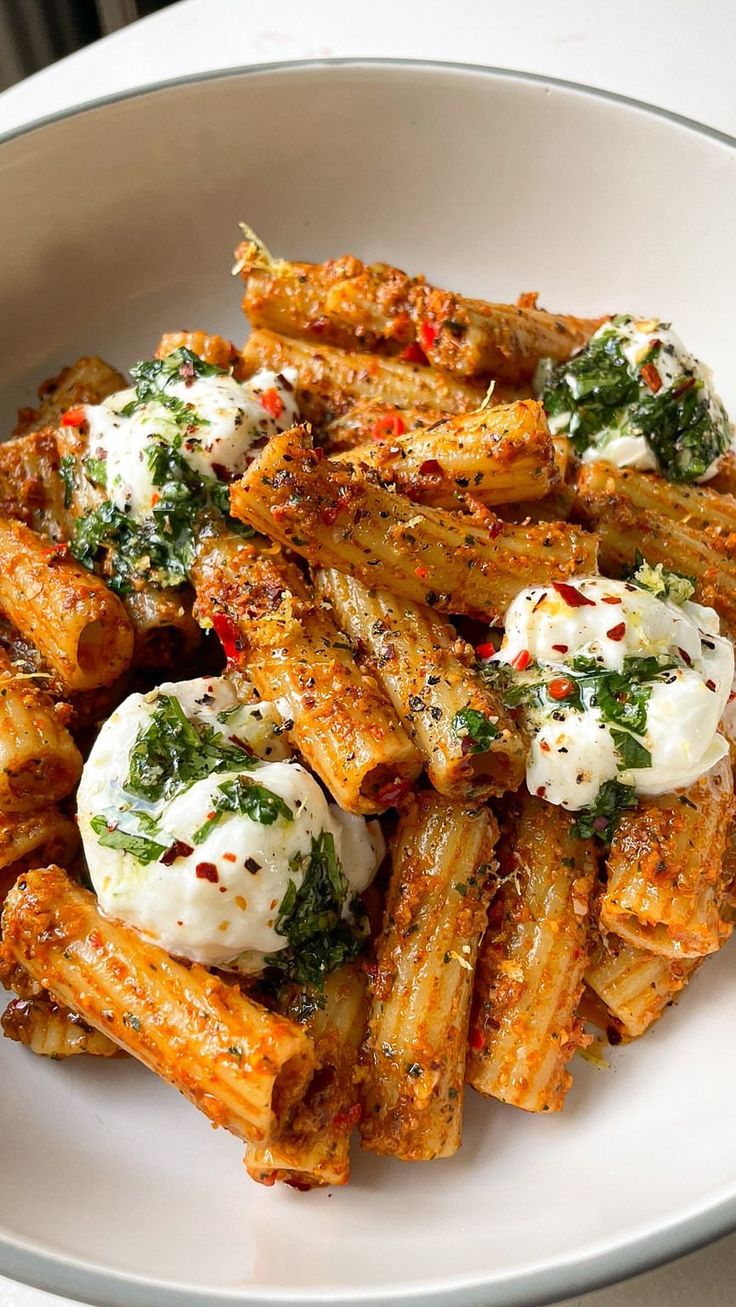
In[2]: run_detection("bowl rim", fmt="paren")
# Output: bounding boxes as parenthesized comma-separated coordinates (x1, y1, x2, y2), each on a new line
(0, 54, 735, 1307)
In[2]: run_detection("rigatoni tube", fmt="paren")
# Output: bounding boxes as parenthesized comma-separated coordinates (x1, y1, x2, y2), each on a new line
(361, 794, 497, 1161)
(191, 528, 422, 813)
(315, 568, 525, 799)
(1, 867, 314, 1145)
(0, 517, 134, 691)
(600, 760, 734, 958)
(0, 649, 82, 812)
(229, 426, 598, 625)
(467, 795, 596, 1112)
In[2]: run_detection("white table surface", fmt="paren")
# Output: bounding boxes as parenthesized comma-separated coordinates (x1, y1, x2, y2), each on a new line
(1, 2, 735, 1305)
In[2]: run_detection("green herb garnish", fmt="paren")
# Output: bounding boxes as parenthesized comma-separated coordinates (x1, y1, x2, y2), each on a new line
(90, 814, 167, 865)
(269, 832, 366, 987)
(627, 552, 696, 606)
(571, 779, 638, 843)
(451, 706, 500, 754)
(125, 693, 255, 805)
(59, 453, 76, 509)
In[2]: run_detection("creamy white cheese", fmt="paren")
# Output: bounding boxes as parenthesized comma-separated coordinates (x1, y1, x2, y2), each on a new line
(494, 576, 734, 810)
(554, 316, 732, 480)
(78, 676, 383, 969)
(84, 367, 299, 521)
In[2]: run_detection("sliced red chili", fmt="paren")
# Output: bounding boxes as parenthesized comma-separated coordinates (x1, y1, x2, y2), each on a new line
(606, 622, 626, 642)
(60, 405, 87, 427)
(552, 581, 595, 608)
(371, 412, 406, 441)
(548, 676, 576, 700)
(511, 649, 532, 671)
(419, 320, 440, 352)
(399, 341, 428, 365)
(259, 387, 284, 419)
(640, 362, 662, 394)
(212, 611, 240, 662)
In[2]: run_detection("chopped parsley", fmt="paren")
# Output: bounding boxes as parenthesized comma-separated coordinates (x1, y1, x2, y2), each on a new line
(125, 693, 256, 805)
(192, 775, 292, 842)
(89, 814, 167, 865)
(67, 348, 253, 594)
(538, 317, 730, 483)
(269, 832, 367, 987)
(571, 779, 638, 843)
(627, 552, 695, 606)
(451, 706, 499, 754)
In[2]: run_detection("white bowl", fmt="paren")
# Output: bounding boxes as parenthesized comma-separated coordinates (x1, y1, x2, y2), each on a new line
(1, 60, 735, 1307)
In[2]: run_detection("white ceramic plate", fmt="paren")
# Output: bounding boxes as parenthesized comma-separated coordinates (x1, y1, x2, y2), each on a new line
(1, 61, 735, 1307)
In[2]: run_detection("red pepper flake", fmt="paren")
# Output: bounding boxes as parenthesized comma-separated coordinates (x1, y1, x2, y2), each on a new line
(601, 595, 623, 605)
(212, 611, 240, 662)
(419, 320, 440, 352)
(196, 862, 219, 883)
(640, 362, 662, 394)
(161, 840, 194, 865)
(375, 777, 412, 807)
(511, 649, 532, 671)
(706, 679, 717, 692)
(548, 677, 576, 701)
(552, 581, 595, 608)
(536, 785, 547, 797)
(539, 740, 551, 752)
(414, 565, 428, 579)
(43, 542, 69, 565)
(222, 852, 237, 862)
(418, 457, 444, 477)
(371, 411, 406, 441)
(363, 959, 379, 983)
(88, 929, 104, 951)
(606, 622, 626, 642)
(399, 341, 428, 365)
(476, 642, 495, 660)
(333, 1102, 362, 1129)
(469, 1027, 485, 1051)
(551, 643, 569, 653)
(678, 646, 693, 667)
(259, 387, 284, 419)
(60, 405, 87, 427)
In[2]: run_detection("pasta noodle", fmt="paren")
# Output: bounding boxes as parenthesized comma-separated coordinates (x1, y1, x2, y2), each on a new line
(229, 425, 598, 625)
(467, 795, 596, 1112)
(360, 794, 497, 1160)
(315, 568, 525, 798)
(191, 527, 422, 813)
(0, 648, 82, 811)
(1, 994, 121, 1059)
(1, 867, 315, 1145)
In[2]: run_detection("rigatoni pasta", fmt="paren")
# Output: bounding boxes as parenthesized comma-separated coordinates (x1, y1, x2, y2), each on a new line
(230, 425, 598, 624)
(467, 795, 596, 1112)
(360, 794, 496, 1160)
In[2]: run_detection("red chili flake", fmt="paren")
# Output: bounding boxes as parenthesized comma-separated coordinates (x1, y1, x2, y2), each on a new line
(333, 1103, 362, 1129)
(469, 1027, 485, 1051)
(476, 642, 495, 660)
(511, 649, 532, 671)
(606, 622, 626, 642)
(60, 405, 87, 427)
(640, 362, 662, 394)
(706, 679, 717, 691)
(375, 777, 412, 807)
(371, 412, 406, 441)
(43, 542, 69, 565)
(259, 387, 284, 419)
(414, 565, 428, 579)
(399, 341, 428, 365)
(160, 840, 194, 865)
(601, 595, 623, 605)
(551, 643, 569, 653)
(539, 740, 551, 752)
(536, 785, 547, 797)
(362, 959, 379, 983)
(196, 862, 219, 883)
(222, 852, 237, 862)
(548, 676, 576, 700)
(212, 611, 240, 662)
(678, 646, 693, 667)
(419, 320, 440, 352)
(552, 581, 595, 608)
(418, 457, 444, 477)
(88, 929, 104, 951)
